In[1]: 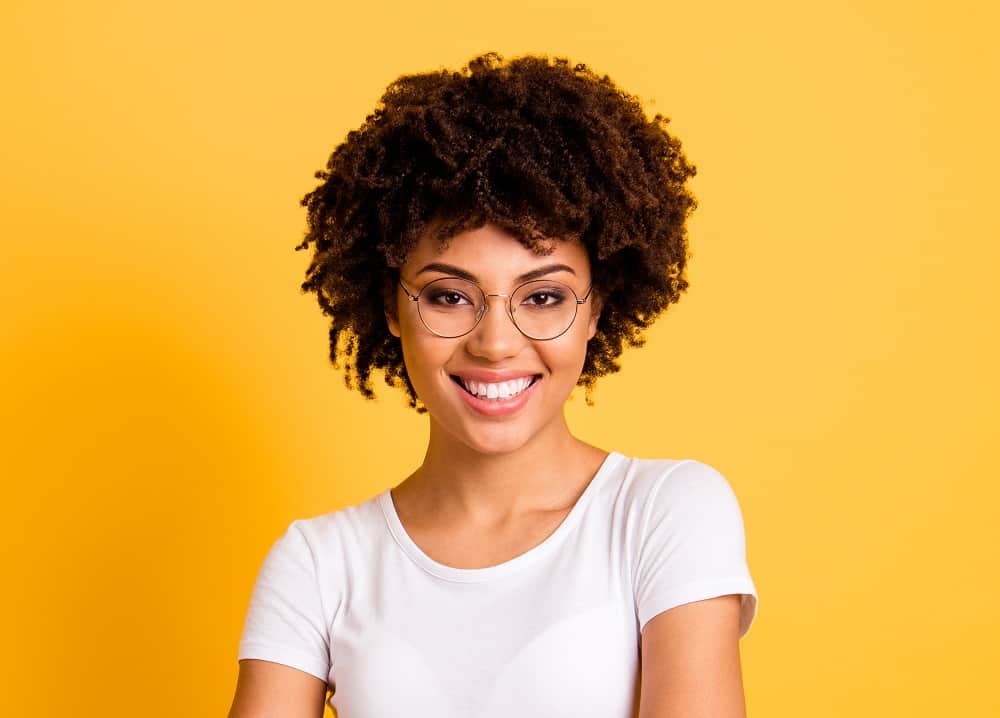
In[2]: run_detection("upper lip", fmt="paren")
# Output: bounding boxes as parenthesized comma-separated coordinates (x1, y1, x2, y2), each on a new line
(448, 369, 542, 383)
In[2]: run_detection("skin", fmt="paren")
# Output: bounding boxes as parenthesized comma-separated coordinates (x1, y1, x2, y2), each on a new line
(228, 223, 748, 717)
(638, 595, 747, 718)
(386, 224, 607, 531)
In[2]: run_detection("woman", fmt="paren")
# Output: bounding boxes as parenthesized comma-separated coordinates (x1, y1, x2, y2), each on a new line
(229, 53, 758, 718)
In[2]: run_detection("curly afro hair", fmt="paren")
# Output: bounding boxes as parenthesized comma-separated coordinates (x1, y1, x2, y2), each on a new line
(296, 52, 697, 410)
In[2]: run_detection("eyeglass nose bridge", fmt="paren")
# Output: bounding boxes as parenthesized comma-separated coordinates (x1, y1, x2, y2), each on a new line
(474, 291, 517, 325)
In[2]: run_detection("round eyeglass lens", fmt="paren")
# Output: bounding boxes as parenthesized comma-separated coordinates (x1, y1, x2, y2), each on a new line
(510, 279, 580, 340)
(416, 277, 486, 337)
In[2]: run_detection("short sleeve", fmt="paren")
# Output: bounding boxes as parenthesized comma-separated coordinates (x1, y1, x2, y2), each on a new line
(237, 520, 332, 682)
(634, 460, 759, 638)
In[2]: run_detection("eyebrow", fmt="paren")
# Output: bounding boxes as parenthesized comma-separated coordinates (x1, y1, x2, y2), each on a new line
(416, 262, 578, 283)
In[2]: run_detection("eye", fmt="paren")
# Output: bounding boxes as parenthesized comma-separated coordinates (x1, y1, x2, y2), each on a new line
(426, 289, 473, 306)
(522, 289, 567, 307)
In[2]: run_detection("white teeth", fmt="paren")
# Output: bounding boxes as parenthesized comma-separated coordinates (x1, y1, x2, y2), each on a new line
(460, 377, 534, 400)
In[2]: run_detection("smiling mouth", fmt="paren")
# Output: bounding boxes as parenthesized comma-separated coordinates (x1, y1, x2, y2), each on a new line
(450, 375, 541, 400)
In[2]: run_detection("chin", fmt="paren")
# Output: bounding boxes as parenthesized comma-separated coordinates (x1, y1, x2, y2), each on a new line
(449, 419, 539, 457)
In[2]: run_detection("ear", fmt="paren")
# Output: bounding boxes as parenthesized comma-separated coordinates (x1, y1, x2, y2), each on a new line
(386, 308, 401, 338)
(383, 280, 402, 338)
(586, 293, 602, 340)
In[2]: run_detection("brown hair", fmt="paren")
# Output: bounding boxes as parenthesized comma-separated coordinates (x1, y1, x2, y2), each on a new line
(296, 53, 697, 409)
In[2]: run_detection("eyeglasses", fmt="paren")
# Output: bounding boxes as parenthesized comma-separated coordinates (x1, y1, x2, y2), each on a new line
(398, 276, 594, 341)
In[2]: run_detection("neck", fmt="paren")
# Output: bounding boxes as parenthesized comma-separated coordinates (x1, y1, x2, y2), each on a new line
(402, 413, 607, 524)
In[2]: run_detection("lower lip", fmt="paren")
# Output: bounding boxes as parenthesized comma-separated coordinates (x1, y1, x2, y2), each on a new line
(452, 377, 541, 417)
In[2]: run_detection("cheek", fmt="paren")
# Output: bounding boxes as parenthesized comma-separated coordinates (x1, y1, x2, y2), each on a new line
(540, 331, 591, 379)
(399, 333, 453, 391)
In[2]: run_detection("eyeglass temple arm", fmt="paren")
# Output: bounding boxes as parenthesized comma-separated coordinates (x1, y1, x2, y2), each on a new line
(398, 277, 419, 301)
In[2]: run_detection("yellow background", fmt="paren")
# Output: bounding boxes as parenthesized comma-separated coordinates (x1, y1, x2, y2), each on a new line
(2, 0, 997, 715)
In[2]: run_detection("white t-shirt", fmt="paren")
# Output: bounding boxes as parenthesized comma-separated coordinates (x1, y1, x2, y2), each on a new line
(237, 452, 759, 717)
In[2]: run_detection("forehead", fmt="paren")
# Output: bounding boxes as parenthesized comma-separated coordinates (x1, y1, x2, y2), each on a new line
(403, 224, 591, 275)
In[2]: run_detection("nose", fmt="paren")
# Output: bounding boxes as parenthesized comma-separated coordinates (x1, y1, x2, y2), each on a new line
(464, 293, 525, 361)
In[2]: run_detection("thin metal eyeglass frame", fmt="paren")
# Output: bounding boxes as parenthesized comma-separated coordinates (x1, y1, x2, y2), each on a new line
(397, 276, 595, 341)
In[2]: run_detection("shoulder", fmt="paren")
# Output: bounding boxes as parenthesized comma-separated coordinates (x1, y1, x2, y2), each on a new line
(630, 456, 747, 540)
(254, 491, 388, 591)
(611, 454, 743, 514)
(277, 491, 387, 560)
(602, 454, 752, 565)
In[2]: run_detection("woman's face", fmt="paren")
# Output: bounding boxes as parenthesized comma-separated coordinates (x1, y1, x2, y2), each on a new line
(387, 224, 600, 456)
